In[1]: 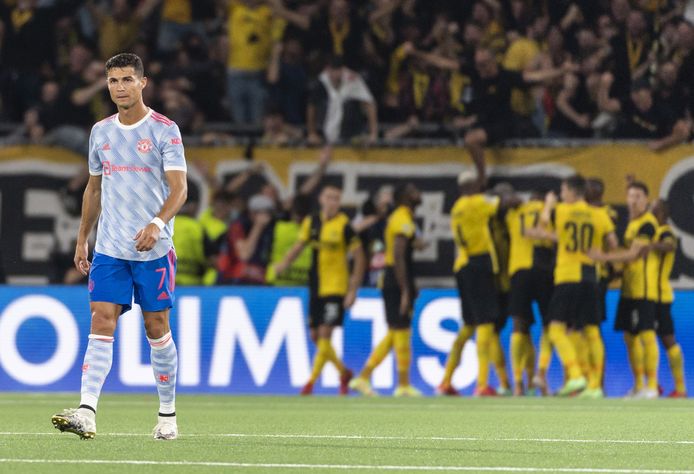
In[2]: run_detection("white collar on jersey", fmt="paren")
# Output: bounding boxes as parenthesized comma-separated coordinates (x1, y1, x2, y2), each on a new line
(115, 107, 153, 130)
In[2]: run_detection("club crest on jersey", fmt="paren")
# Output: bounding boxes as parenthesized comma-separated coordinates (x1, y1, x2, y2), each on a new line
(137, 138, 154, 153)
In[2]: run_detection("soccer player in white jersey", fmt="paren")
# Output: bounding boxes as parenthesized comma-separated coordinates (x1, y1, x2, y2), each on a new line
(51, 53, 187, 440)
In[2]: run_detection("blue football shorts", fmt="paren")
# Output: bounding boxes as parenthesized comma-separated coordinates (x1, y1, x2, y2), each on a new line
(88, 249, 177, 314)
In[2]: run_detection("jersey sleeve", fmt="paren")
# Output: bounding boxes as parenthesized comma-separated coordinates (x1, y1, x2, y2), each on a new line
(298, 216, 311, 243)
(87, 126, 102, 176)
(484, 195, 501, 217)
(343, 220, 360, 247)
(636, 222, 656, 242)
(395, 213, 416, 238)
(659, 229, 677, 246)
(160, 123, 187, 172)
(600, 209, 616, 235)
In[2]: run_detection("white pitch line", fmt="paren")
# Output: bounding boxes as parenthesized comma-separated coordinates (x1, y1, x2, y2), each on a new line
(0, 459, 692, 473)
(1, 432, 693, 445)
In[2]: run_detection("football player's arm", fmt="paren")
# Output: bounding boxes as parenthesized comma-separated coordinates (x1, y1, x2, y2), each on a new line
(74, 174, 102, 275)
(539, 191, 557, 226)
(273, 241, 307, 276)
(298, 146, 331, 196)
(135, 170, 187, 252)
(345, 240, 366, 309)
(586, 239, 646, 263)
(649, 232, 676, 253)
(393, 234, 413, 314)
(523, 226, 557, 242)
(274, 217, 310, 275)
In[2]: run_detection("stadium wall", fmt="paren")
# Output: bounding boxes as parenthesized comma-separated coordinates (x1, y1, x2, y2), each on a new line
(0, 285, 692, 397)
(3, 144, 694, 286)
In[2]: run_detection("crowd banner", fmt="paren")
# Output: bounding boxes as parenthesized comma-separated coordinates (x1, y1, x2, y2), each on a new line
(1, 286, 693, 397)
(2, 144, 694, 286)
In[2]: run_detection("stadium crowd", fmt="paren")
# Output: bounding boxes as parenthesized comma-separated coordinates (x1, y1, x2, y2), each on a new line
(3, 0, 694, 147)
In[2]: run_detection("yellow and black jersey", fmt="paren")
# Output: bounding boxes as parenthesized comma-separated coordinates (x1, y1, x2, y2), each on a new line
(647, 224, 676, 304)
(553, 201, 615, 285)
(450, 194, 500, 272)
(383, 205, 416, 283)
(490, 213, 510, 293)
(621, 212, 658, 300)
(299, 212, 359, 297)
(506, 200, 555, 277)
(595, 204, 618, 281)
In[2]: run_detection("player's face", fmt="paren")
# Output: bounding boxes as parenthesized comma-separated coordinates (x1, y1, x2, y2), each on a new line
(320, 187, 341, 217)
(560, 182, 574, 202)
(627, 187, 648, 216)
(107, 67, 147, 109)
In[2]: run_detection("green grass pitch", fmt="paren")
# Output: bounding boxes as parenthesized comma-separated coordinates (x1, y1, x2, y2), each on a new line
(1, 393, 694, 473)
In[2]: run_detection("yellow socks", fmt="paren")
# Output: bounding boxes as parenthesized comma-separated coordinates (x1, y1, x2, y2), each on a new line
(548, 323, 582, 380)
(537, 329, 552, 377)
(393, 329, 412, 386)
(324, 340, 346, 375)
(310, 338, 331, 383)
(442, 325, 474, 385)
(511, 332, 526, 387)
(584, 325, 605, 390)
(569, 331, 589, 378)
(641, 330, 659, 391)
(524, 336, 536, 382)
(490, 332, 510, 389)
(475, 323, 494, 390)
(625, 333, 645, 391)
(360, 331, 394, 379)
(667, 344, 686, 394)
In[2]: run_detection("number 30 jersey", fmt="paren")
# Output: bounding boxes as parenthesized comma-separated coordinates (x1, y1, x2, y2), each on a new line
(552, 201, 615, 285)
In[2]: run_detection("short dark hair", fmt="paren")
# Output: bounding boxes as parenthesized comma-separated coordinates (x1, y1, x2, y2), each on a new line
(628, 181, 649, 196)
(563, 174, 587, 196)
(105, 53, 144, 77)
(586, 177, 605, 198)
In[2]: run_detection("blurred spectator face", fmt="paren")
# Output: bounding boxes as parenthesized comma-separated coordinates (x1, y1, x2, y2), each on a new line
(283, 39, 303, 64)
(84, 61, 104, 83)
(375, 185, 394, 215)
(677, 21, 694, 49)
(24, 108, 40, 127)
(41, 82, 60, 104)
(112, 0, 132, 21)
(329, 0, 349, 21)
(17, 0, 37, 11)
(69, 44, 92, 75)
(472, 3, 492, 26)
(474, 48, 497, 78)
(326, 64, 343, 87)
(530, 15, 549, 40)
(598, 15, 618, 40)
(610, 0, 630, 24)
(658, 62, 678, 88)
(510, 0, 526, 24)
(626, 11, 646, 37)
(630, 86, 653, 112)
(577, 28, 597, 51)
(248, 194, 274, 222)
(463, 22, 483, 47)
(261, 183, 280, 206)
(263, 112, 284, 134)
(627, 186, 649, 216)
(547, 27, 565, 55)
(319, 186, 342, 218)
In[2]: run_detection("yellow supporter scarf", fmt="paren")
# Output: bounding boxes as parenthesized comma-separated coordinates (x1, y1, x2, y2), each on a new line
(330, 19, 350, 56)
(11, 7, 33, 30)
(627, 33, 644, 73)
